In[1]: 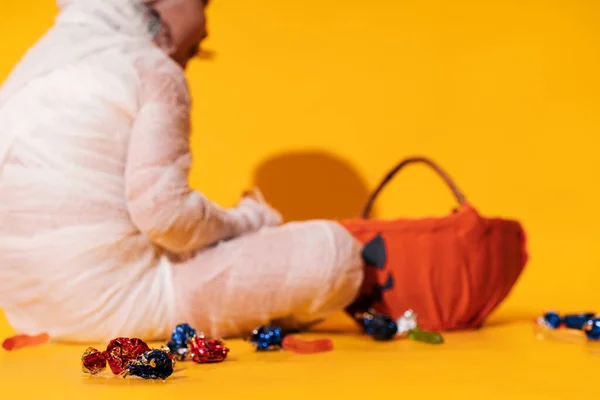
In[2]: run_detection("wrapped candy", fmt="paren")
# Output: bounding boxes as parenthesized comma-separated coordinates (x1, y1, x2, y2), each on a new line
(357, 311, 398, 341)
(123, 349, 175, 380)
(396, 309, 444, 344)
(104, 338, 151, 375)
(188, 335, 229, 363)
(583, 318, 600, 341)
(537, 311, 562, 329)
(166, 323, 197, 361)
(564, 313, 595, 330)
(396, 309, 419, 335)
(81, 347, 108, 375)
(250, 326, 285, 351)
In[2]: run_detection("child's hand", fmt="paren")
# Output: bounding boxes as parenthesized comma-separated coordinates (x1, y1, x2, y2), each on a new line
(237, 188, 283, 231)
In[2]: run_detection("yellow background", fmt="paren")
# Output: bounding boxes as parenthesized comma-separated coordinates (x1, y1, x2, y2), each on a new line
(1, 1, 599, 398)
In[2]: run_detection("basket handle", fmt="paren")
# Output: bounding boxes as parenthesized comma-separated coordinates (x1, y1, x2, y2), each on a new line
(361, 156, 467, 219)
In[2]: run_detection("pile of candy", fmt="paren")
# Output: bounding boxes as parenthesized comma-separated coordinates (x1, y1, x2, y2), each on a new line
(72, 310, 442, 380)
(166, 323, 229, 363)
(19, 309, 600, 382)
(81, 324, 230, 380)
(81, 338, 174, 380)
(536, 311, 600, 341)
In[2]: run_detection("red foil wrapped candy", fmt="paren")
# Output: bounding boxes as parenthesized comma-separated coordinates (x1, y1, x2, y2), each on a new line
(188, 335, 229, 364)
(81, 347, 108, 375)
(105, 338, 151, 375)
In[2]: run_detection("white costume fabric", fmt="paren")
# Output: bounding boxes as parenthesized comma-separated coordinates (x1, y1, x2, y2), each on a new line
(0, 0, 364, 342)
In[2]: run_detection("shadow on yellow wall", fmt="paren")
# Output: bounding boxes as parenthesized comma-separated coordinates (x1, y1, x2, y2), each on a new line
(253, 151, 375, 222)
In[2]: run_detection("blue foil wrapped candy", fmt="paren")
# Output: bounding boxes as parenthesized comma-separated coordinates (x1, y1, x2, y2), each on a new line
(250, 326, 285, 351)
(539, 311, 562, 329)
(563, 313, 595, 330)
(125, 349, 175, 380)
(583, 318, 600, 341)
(361, 311, 398, 341)
(167, 323, 197, 361)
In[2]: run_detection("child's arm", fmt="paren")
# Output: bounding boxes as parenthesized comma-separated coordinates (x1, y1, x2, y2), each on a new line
(124, 64, 280, 254)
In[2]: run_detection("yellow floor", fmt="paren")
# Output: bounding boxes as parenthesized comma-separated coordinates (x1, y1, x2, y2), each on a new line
(0, 309, 596, 399)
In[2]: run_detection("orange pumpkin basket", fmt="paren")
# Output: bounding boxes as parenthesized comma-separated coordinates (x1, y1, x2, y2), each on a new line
(342, 157, 528, 331)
